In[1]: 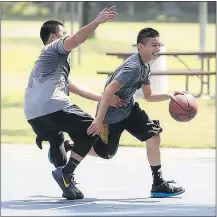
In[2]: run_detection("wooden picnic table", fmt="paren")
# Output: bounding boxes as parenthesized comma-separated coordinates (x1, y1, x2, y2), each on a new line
(106, 51, 215, 70)
(102, 51, 216, 97)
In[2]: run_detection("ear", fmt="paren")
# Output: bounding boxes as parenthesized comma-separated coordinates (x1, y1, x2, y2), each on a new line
(137, 43, 143, 51)
(50, 33, 56, 41)
(137, 43, 140, 50)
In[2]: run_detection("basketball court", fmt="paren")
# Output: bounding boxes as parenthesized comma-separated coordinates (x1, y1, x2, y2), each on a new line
(1, 144, 215, 216)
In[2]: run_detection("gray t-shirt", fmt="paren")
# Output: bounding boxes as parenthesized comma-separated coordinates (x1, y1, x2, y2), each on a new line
(99, 53, 151, 124)
(24, 37, 73, 120)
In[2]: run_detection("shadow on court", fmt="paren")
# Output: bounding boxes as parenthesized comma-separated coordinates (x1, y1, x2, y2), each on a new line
(2, 196, 215, 216)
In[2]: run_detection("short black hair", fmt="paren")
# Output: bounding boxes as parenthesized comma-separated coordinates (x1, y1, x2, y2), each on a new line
(137, 28, 160, 44)
(40, 20, 64, 45)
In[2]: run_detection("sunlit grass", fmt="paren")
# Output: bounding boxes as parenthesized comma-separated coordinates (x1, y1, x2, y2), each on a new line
(1, 20, 216, 148)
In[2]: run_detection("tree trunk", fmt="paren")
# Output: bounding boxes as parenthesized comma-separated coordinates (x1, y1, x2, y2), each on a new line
(128, 2, 135, 16)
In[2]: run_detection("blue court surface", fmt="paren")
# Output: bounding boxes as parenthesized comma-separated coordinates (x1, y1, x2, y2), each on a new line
(1, 144, 215, 216)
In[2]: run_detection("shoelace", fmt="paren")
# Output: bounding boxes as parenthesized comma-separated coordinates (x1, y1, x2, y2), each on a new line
(164, 180, 176, 187)
(67, 173, 77, 184)
(164, 180, 179, 192)
(67, 174, 81, 192)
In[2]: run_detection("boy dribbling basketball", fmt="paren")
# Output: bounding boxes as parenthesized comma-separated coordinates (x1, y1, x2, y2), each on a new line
(87, 27, 185, 198)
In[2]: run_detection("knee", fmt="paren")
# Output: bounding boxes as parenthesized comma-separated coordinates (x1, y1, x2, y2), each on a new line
(154, 135, 161, 145)
(49, 132, 67, 167)
(146, 135, 161, 148)
(93, 138, 117, 160)
(88, 147, 99, 157)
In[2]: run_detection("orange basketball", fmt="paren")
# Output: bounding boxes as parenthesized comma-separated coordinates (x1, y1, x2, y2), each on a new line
(169, 93, 198, 122)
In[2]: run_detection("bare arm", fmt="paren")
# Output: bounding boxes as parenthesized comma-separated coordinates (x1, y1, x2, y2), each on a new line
(64, 7, 118, 51)
(68, 77, 126, 108)
(142, 84, 173, 102)
(68, 78, 101, 101)
(87, 80, 122, 136)
(96, 80, 122, 120)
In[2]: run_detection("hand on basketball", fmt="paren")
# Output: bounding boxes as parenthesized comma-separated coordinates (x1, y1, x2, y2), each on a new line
(110, 95, 127, 108)
(171, 91, 188, 100)
(95, 6, 118, 24)
(87, 118, 103, 136)
(174, 91, 188, 96)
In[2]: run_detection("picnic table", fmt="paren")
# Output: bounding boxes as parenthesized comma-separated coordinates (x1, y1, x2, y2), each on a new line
(97, 51, 216, 98)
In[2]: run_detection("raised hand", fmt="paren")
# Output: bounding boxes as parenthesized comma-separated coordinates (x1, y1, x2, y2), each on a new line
(170, 91, 188, 100)
(95, 6, 118, 24)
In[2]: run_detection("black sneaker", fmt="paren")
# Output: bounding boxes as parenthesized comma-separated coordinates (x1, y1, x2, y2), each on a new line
(151, 180, 185, 198)
(52, 167, 84, 200)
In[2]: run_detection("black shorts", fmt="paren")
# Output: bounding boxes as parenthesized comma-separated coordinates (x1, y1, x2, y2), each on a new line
(28, 104, 98, 152)
(93, 102, 163, 159)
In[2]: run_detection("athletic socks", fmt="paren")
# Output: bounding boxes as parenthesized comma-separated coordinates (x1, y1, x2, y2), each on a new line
(151, 165, 164, 186)
(62, 157, 80, 175)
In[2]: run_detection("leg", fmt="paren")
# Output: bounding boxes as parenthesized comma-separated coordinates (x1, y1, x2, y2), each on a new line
(146, 135, 161, 166)
(61, 120, 124, 162)
(93, 122, 125, 159)
(45, 105, 99, 200)
(28, 118, 68, 167)
(67, 121, 125, 158)
(56, 140, 98, 157)
(48, 139, 74, 165)
(145, 134, 164, 187)
(59, 135, 96, 199)
(147, 135, 185, 198)
(87, 147, 99, 157)
(126, 103, 185, 198)
(48, 131, 67, 168)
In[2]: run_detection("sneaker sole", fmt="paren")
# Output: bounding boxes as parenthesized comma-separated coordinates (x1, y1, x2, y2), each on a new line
(151, 189, 185, 198)
(62, 192, 83, 200)
(61, 192, 77, 200)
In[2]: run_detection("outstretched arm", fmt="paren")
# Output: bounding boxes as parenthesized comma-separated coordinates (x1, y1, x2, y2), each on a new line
(142, 85, 173, 102)
(64, 6, 118, 51)
(142, 85, 186, 102)
(68, 77, 125, 107)
(68, 77, 101, 101)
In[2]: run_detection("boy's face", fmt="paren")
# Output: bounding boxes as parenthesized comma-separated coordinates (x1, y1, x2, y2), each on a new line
(50, 25, 66, 41)
(56, 25, 67, 38)
(138, 37, 161, 62)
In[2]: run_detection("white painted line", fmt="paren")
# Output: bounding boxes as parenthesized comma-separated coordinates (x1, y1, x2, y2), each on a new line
(2, 201, 97, 214)
(40, 201, 96, 211)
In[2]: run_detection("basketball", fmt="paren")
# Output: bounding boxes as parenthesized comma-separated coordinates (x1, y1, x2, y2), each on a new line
(169, 93, 198, 122)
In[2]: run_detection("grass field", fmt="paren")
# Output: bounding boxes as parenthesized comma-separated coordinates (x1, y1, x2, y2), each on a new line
(1, 20, 216, 148)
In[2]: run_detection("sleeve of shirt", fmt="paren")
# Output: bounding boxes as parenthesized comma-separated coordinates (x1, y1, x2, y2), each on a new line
(53, 36, 70, 54)
(143, 64, 151, 85)
(114, 64, 140, 86)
